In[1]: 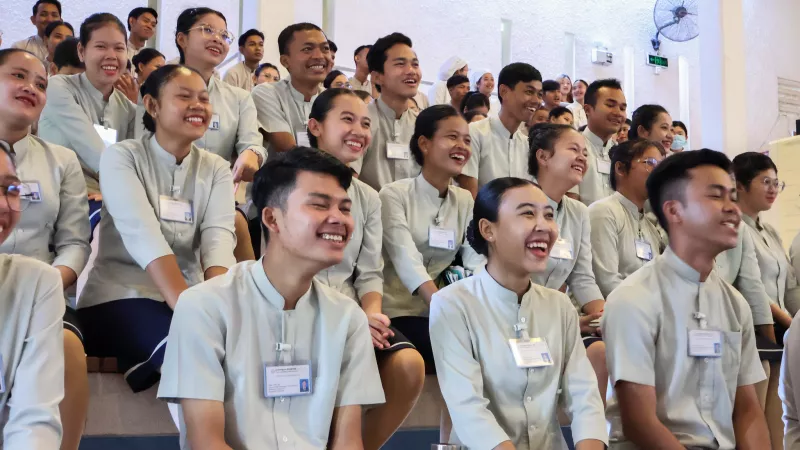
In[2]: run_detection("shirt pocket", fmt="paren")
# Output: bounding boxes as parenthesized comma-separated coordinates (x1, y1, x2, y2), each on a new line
(721, 330, 742, 387)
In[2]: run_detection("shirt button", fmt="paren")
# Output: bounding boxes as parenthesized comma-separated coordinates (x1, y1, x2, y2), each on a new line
(520, 317, 526, 323)
(178, 233, 183, 237)
(529, 425, 537, 431)
(282, 436, 288, 442)
(526, 396, 532, 402)
(280, 397, 285, 402)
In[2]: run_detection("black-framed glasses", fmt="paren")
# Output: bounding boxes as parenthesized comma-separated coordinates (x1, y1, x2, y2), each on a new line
(1, 183, 34, 212)
(188, 25, 235, 45)
(761, 177, 786, 192)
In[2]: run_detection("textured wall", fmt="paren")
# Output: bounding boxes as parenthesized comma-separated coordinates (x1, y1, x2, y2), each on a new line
(332, 0, 701, 144)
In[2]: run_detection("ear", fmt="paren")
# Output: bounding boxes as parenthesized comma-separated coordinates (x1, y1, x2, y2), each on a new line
(370, 70, 383, 90)
(307, 118, 323, 140)
(498, 84, 510, 101)
(279, 54, 290, 70)
(478, 217, 495, 244)
(535, 148, 550, 167)
(128, 17, 135, 30)
(176, 32, 189, 55)
(662, 199, 683, 227)
(49, 62, 58, 75)
(583, 102, 592, 116)
(77, 42, 86, 63)
(614, 161, 626, 179)
(417, 134, 431, 157)
(637, 124, 648, 138)
(30, 16, 37, 26)
(143, 94, 159, 119)
(262, 205, 281, 236)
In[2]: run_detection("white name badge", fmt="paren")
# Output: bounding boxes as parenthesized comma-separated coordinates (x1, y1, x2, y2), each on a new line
(93, 124, 118, 148)
(550, 238, 574, 260)
(635, 239, 653, 261)
(386, 142, 410, 160)
(295, 130, 311, 148)
(158, 195, 193, 223)
(688, 329, 723, 358)
(264, 364, 312, 397)
(0, 354, 5, 394)
(21, 181, 42, 203)
(509, 338, 554, 368)
(209, 114, 221, 130)
(595, 157, 611, 175)
(429, 227, 456, 250)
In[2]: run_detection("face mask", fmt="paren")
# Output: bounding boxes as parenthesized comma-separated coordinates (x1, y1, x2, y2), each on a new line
(671, 135, 687, 150)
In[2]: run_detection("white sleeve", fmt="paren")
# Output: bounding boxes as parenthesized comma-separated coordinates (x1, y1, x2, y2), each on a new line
(380, 187, 432, 293)
(589, 204, 623, 297)
(51, 149, 91, 275)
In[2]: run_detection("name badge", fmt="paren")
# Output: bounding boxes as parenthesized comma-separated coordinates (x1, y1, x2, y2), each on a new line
(688, 329, 722, 358)
(596, 157, 611, 175)
(209, 114, 221, 130)
(0, 354, 5, 394)
(429, 227, 456, 250)
(509, 338, 554, 368)
(158, 195, 193, 223)
(264, 364, 312, 397)
(21, 181, 42, 203)
(550, 238, 574, 260)
(93, 124, 118, 148)
(295, 130, 311, 148)
(386, 142, 410, 160)
(635, 239, 653, 261)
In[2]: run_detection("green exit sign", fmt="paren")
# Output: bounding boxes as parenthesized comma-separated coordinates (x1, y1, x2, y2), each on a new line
(647, 54, 669, 68)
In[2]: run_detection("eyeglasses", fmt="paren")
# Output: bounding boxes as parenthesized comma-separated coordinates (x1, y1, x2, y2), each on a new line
(1, 183, 34, 212)
(188, 25, 235, 45)
(761, 176, 786, 192)
(637, 157, 660, 169)
(332, 82, 353, 89)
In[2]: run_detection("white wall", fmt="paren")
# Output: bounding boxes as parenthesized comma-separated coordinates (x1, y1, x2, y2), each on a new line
(331, 0, 702, 145)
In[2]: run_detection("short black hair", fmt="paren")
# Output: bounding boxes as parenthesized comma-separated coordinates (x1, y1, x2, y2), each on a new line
(141, 65, 202, 133)
(460, 91, 490, 114)
(367, 32, 413, 75)
(354, 44, 371, 59)
(527, 123, 576, 178)
(608, 139, 664, 191)
(497, 62, 542, 104)
(52, 37, 83, 70)
(255, 62, 279, 78)
(131, 48, 164, 74)
(732, 152, 778, 189)
(353, 90, 373, 102)
(410, 105, 461, 166)
(252, 147, 352, 245)
(548, 106, 573, 121)
(463, 110, 487, 123)
(308, 88, 361, 148)
(672, 120, 688, 137)
(277, 23, 324, 56)
(646, 149, 732, 233)
(328, 40, 338, 53)
(33, 0, 61, 17)
(625, 118, 632, 126)
(542, 79, 560, 93)
(44, 20, 73, 38)
(323, 70, 346, 89)
(175, 8, 226, 63)
(238, 28, 264, 48)
(127, 7, 157, 31)
(80, 13, 127, 48)
(447, 74, 470, 90)
(629, 104, 669, 140)
(584, 78, 622, 108)
(467, 177, 536, 256)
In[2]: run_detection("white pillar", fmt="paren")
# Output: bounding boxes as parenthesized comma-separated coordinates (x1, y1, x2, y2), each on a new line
(256, 0, 297, 79)
(698, 0, 747, 155)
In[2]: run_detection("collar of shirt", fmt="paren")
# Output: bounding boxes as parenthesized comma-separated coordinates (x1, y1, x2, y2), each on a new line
(207, 75, 220, 93)
(741, 214, 760, 231)
(242, 61, 255, 74)
(583, 128, 614, 152)
(249, 257, 314, 310)
(11, 134, 33, 161)
(663, 246, 702, 283)
(489, 115, 515, 140)
(128, 39, 143, 51)
(376, 97, 410, 122)
(149, 134, 196, 167)
(477, 268, 533, 305)
(531, 176, 564, 212)
(613, 191, 642, 217)
(285, 78, 321, 104)
(415, 174, 448, 205)
(79, 72, 107, 106)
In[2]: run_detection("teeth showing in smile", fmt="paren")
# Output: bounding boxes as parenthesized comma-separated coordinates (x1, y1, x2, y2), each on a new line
(321, 233, 344, 242)
(527, 242, 547, 249)
(572, 165, 584, 173)
(527, 106, 537, 112)
(345, 140, 362, 148)
(101, 65, 117, 71)
(450, 154, 465, 161)
(185, 117, 203, 123)
(723, 222, 737, 229)
(403, 79, 417, 85)
(310, 64, 324, 70)
(208, 48, 221, 55)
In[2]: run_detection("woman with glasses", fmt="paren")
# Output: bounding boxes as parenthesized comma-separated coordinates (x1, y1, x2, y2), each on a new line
(588, 139, 665, 297)
(168, 7, 266, 260)
(323, 70, 351, 90)
(733, 151, 800, 448)
(0, 47, 92, 450)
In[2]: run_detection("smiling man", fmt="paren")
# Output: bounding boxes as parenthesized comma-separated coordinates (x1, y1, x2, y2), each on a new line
(456, 62, 542, 197)
(602, 149, 769, 450)
(13, 0, 62, 63)
(126, 7, 157, 64)
(252, 23, 331, 154)
(356, 32, 423, 192)
(577, 78, 627, 206)
(158, 147, 385, 450)
(223, 28, 264, 92)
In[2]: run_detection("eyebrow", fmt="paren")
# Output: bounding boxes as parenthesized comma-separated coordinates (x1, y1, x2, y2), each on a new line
(308, 192, 352, 204)
(516, 202, 552, 212)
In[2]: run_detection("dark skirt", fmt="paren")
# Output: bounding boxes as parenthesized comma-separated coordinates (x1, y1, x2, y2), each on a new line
(78, 298, 173, 392)
(757, 323, 787, 362)
(391, 316, 436, 374)
(63, 306, 84, 343)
